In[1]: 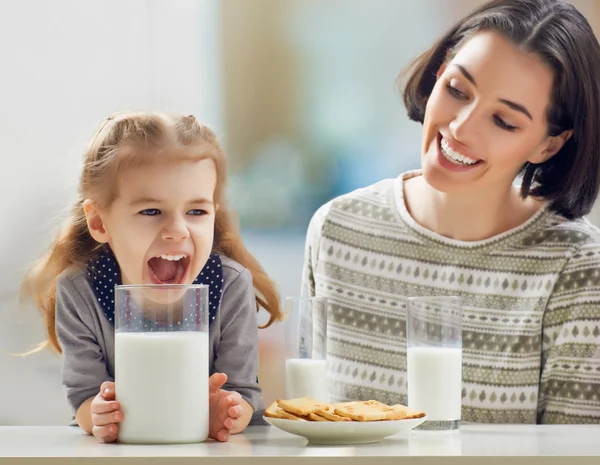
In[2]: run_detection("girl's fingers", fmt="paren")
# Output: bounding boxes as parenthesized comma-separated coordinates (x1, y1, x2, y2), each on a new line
(93, 410, 123, 427)
(209, 373, 227, 394)
(100, 382, 116, 400)
(100, 381, 114, 392)
(227, 392, 242, 406)
(91, 401, 121, 415)
(216, 428, 230, 442)
(228, 405, 241, 419)
(223, 417, 234, 430)
(92, 424, 118, 443)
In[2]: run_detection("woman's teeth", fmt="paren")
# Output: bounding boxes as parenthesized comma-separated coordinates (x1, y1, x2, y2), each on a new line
(157, 254, 187, 261)
(440, 137, 479, 166)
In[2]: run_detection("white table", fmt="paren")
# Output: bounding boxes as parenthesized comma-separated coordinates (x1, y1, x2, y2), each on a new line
(1, 424, 599, 464)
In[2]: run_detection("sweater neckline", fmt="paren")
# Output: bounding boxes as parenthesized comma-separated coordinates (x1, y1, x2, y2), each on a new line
(392, 170, 551, 250)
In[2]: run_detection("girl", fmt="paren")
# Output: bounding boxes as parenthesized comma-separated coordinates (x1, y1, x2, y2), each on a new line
(24, 111, 282, 442)
(303, 0, 600, 423)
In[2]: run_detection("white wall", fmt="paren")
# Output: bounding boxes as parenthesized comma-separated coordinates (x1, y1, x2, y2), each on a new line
(0, 0, 217, 425)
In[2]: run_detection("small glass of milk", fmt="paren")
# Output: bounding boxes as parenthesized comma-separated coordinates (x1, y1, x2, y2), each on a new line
(283, 296, 328, 402)
(114, 284, 209, 444)
(407, 296, 462, 430)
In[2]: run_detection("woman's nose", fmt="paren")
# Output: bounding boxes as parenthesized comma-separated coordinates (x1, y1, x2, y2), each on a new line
(449, 105, 480, 142)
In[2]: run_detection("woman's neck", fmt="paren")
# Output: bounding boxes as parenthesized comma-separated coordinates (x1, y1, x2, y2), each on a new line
(403, 174, 542, 242)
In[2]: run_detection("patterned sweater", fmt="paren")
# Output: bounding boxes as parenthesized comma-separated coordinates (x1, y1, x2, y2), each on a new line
(302, 171, 600, 424)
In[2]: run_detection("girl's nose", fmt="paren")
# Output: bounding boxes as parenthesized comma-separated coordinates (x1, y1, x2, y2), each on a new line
(161, 217, 190, 241)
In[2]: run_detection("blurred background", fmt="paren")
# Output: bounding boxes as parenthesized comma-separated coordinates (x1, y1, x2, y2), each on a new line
(1, 0, 598, 425)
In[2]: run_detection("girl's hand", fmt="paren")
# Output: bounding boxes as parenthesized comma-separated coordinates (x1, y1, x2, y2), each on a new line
(208, 373, 243, 442)
(91, 381, 123, 443)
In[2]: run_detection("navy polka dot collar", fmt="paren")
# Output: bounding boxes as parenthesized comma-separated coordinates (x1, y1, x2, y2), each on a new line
(87, 246, 224, 327)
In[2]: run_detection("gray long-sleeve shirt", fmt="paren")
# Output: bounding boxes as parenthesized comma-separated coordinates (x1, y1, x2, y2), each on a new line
(55, 254, 265, 422)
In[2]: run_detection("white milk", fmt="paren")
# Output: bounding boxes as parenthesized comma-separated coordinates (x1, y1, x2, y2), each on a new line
(115, 331, 209, 443)
(407, 346, 462, 421)
(285, 358, 328, 401)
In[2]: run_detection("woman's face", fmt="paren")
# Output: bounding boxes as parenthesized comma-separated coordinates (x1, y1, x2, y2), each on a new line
(420, 30, 564, 198)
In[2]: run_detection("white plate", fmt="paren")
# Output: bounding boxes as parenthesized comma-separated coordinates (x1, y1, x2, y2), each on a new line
(263, 415, 427, 445)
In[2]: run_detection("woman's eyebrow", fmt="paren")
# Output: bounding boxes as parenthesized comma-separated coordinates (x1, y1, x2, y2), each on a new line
(452, 64, 534, 121)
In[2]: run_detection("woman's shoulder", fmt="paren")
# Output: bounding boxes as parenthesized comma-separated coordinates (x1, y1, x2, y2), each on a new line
(528, 213, 600, 278)
(330, 177, 397, 207)
(307, 177, 398, 231)
(542, 212, 600, 249)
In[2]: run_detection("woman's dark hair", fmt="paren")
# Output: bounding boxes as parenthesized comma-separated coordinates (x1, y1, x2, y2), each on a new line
(402, 0, 600, 219)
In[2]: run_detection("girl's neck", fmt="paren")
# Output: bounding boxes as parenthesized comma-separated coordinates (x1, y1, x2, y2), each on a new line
(403, 174, 542, 242)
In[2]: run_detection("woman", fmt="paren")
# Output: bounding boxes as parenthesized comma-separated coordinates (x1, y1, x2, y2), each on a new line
(302, 0, 600, 424)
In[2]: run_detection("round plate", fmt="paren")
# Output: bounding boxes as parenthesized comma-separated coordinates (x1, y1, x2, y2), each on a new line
(263, 415, 427, 445)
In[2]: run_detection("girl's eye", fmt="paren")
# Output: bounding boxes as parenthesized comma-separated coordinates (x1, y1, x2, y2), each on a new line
(139, 209, 161, 216)
(188, 209, 207, 216)
(446, 83, 468, 100)
(493, 115, 518, 132)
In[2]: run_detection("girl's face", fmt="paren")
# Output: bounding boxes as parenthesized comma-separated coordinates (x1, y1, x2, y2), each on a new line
(420, 30, 568, 198)
(86, 158, 217, 286)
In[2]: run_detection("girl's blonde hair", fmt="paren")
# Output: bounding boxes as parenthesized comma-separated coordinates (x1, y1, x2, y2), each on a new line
(23, 111, 282, 353)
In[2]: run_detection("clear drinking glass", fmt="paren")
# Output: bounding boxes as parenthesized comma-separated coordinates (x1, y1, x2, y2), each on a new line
(283, 296, 328, 402)
(115, 284, 209, 444)
(407, 296, 462, 430)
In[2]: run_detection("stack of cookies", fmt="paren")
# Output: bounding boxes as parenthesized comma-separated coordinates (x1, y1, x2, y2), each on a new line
(265, 397, 425, 422)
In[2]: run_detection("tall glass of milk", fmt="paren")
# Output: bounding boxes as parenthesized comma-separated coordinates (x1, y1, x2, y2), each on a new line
(114, 284, 209, 444)
(407, 296, 462, 430)
(284, 297, 328, 402)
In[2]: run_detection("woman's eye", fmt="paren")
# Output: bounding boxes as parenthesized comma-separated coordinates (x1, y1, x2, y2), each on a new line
(446, 83, 467, 100)
(493, 115, 518, 132)
(139, 209, 161, 216)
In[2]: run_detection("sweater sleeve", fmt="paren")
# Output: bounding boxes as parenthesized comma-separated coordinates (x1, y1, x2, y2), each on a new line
(301, 201, 331, 297)
(538, 239, 600, 423)
(55, 273, 112, 413)
(213, 268, 263, 414)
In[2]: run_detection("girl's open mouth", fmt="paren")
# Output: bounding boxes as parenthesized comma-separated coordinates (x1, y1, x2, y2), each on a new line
(147, 254, 190, 284)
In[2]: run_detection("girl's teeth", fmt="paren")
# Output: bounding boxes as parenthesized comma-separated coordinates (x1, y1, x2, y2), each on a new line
(441, 138, 478, 165)
(158, 254, 186, 261)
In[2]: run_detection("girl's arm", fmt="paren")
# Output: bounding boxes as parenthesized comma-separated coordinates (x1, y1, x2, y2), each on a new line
(55, 272, 113, 424)
(75, 397, 95, 433)
(213, 266, 263, 426)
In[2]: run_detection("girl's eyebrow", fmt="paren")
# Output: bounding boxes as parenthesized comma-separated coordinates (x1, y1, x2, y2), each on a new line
(188, 198, 214, 205)
(129, 197, 162, 207)
(451, 63, 533, 121)
(130, 197, 214, 206)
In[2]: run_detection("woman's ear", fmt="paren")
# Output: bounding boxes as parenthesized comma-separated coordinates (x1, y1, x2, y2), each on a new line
(83, 199, 111, 243)
(529, 129, 573, 164)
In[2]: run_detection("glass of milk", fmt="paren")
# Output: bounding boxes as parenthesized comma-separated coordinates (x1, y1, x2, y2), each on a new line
(283, 296, 328, 402)
(407, 296, 462, 430)
(114, 284, 209, 444)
